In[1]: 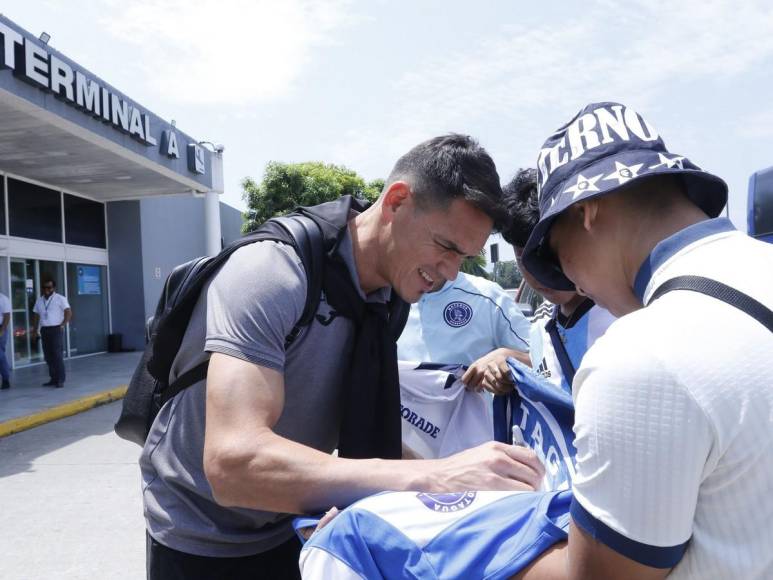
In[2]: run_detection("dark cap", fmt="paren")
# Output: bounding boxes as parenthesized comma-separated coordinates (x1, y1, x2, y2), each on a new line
(521, 102, 728, 290)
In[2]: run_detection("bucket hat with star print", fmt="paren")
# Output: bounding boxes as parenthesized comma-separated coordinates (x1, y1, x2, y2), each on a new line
(522, 101, 728, 290)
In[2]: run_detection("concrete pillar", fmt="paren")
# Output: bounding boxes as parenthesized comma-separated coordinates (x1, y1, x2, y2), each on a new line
(204, 190, 222, 256)
(204, 148, 225, 256)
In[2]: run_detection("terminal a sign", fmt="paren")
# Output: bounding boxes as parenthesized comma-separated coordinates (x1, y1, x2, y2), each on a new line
(0, 19, 206, 175)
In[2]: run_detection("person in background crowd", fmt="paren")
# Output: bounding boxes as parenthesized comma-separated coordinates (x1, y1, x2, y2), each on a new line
(397, 270, 531, 394)
(31, 279, 71, 389)
(502, 168, 615, 394)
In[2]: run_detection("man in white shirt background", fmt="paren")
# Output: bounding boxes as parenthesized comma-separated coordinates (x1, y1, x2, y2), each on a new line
(31, 279, 72, 389)
(0, 291, 11, 390)
(397, 271, 531, 394)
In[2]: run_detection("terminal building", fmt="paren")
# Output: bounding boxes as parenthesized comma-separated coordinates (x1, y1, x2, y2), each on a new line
(0, 15, 242, 369)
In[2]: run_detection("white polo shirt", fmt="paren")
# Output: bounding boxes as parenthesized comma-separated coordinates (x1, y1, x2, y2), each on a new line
(571, 218, 773, 578)
(33, 292, 70, 327)
(397, 273, 530, 365)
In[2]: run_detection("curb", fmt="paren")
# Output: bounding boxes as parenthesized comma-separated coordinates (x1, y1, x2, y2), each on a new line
(0, 385, 128, 438)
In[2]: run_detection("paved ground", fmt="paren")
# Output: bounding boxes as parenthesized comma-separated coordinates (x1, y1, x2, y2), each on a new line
(0, 401, 145, 580)
(0, 351, 142, 424)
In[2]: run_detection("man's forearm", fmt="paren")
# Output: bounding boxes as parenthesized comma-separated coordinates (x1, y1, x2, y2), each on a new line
(206, 432, 543, 515)
(206, 429, 422, 514)
(204, 353, 544, 515)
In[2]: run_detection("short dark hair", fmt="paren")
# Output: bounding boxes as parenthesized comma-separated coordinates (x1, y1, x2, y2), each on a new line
(501, 168, 539, 248)
(43, 279, 56, 288)
(386, 133, 509, 230)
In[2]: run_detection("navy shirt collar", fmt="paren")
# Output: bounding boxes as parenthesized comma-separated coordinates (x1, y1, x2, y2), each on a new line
(633, 217, 736, 301)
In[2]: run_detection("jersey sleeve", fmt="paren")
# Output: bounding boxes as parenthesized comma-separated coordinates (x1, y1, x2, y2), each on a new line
(32, 298, 42, 316)
(570, 330, 713, 568)
(60, 295, 71, 310)
(205, 241, 306, 371)
(492, 288, 530, 351)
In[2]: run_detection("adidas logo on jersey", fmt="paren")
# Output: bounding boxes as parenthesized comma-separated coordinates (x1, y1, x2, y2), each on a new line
(536, 359, 552, 378)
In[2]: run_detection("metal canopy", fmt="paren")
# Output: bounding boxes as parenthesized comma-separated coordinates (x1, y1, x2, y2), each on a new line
(0, 93, 206, 201)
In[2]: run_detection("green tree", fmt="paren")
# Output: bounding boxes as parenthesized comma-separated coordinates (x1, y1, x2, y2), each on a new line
(242, 161, 382, 233)
(365, 178, 385, 201)
(492, 260, 522, 289)
(460, 254, 490, 279)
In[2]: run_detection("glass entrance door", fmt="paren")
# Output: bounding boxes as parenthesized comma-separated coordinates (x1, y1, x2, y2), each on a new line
(11, 259, 38, 365)
(11, 258, 66, 366)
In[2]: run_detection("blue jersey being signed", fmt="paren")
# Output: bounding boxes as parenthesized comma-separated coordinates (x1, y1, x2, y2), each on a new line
(494, 358, 577, 491)
(296, 315, 602, 579)
(299, 490, 572, 579)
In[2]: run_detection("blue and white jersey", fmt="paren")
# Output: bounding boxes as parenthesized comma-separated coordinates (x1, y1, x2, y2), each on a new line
(296, 359, 579, 579)
(295, 299, 612, 579)
(494, 358, 577, 491)
(528, 301, 616, 393)
(397, 273, 530, 366)
(399, 361, 493, 459)
(298, 489, 572, 580)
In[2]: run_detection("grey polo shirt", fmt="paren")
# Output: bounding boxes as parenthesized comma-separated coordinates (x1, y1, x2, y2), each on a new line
(140, 230, 389, 557)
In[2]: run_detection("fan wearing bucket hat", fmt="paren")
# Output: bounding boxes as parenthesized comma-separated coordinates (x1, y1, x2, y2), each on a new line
(518, 103, 773, 579)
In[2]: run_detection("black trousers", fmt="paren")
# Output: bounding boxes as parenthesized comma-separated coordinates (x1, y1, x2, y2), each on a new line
(146, 533, 302, 580)
(41, 326, 65, 384)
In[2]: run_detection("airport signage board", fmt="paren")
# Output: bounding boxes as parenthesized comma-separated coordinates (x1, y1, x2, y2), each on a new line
(0, 17, 206, 176)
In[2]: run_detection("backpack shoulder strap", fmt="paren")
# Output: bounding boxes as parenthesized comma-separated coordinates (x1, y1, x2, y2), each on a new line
(649, 275, 773, 333)
(271, 214, 324, 327)
(544, 315, 576, 385)
(159, 215, 325, 404)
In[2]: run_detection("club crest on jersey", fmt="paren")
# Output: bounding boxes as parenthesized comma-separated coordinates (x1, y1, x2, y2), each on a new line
(443, 301, 472, 328)
(417, 491, 477, 513)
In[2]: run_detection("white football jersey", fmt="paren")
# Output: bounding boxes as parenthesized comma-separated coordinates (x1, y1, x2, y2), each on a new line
(572, 219, 773, 578)
(398, 361, 493, 459)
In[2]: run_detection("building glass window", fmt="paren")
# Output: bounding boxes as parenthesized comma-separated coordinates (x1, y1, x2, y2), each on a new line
(8, 178, 62, 242)
(66, 263, 109, 355)
(64, 194, 106, 248)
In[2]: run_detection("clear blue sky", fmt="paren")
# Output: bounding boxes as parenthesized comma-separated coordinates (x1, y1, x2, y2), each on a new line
(5, 0, 773, 229)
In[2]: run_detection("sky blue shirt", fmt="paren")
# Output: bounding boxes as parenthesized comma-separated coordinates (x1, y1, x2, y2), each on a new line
(397, 273, 530, 365)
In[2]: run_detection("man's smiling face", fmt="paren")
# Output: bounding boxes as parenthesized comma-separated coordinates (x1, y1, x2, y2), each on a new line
(388, 195, 493, 303)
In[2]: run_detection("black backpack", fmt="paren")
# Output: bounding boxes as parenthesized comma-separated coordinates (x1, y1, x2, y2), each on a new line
(114, 214, 325, 446)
